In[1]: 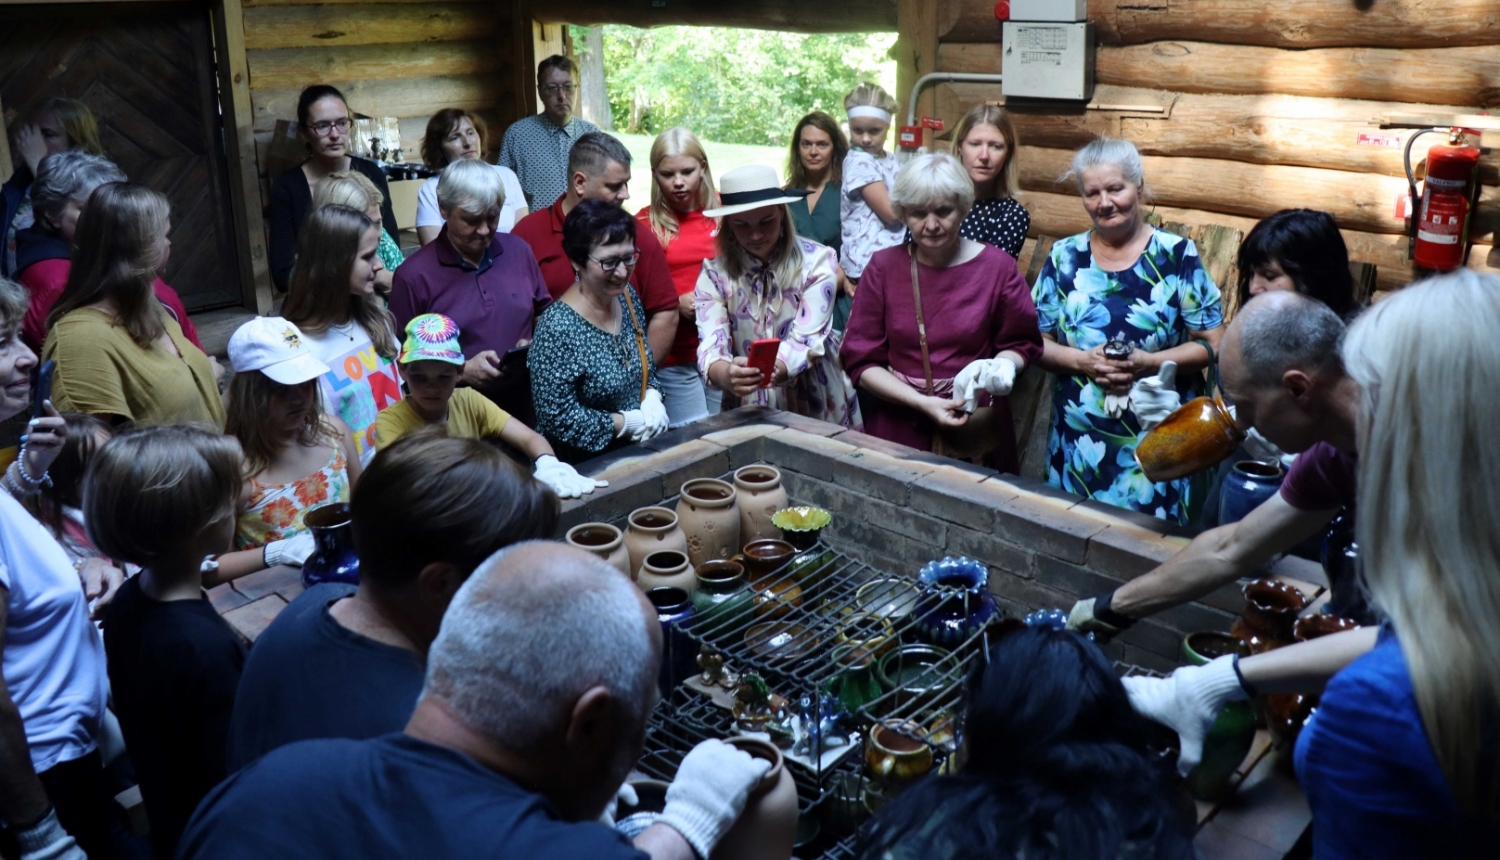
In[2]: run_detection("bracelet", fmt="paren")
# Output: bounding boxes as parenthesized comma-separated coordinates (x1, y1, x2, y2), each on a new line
(1232, 653, 1259, 698)
(3, 462, 43, 497)
(13, 440, 52, 489)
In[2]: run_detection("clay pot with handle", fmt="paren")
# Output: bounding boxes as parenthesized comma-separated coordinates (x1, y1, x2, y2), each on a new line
(712, 737, 798, 860)
(733, 465, 789, 544)
(676, 479, 740, 567)
(625, 506, 689, 576)
(565, 523, 632, 579)
(1135, 395, 1244, 482)
(865, 721, 934, 789)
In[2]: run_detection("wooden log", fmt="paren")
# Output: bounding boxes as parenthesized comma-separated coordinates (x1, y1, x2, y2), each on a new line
(936, 41, 1500, 110)
(242, 4, 497, 50)
(246, 41, 506, 89)
(245, 0, 456, 5)
(528, 0, 897, 34)
(932, 83, 1500, 185)
(216, 0, 274, 312)
(942, 0, 1500, 48)
(897, 0, 941, 126)
(251, 74, 498, 133)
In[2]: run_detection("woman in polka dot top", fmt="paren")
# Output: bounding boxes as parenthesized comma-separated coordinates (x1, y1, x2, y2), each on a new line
(952, 105, 1030, 260)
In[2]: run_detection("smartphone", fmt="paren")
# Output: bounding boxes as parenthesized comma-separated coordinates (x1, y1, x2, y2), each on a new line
(500, 344, 529, 374)
(746, 338, 780, 388)
(32, 360, 55, 419)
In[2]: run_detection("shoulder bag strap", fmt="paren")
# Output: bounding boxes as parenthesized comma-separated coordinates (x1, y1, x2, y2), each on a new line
(908, 244, 935, 396)
(622, 289, 651, 403)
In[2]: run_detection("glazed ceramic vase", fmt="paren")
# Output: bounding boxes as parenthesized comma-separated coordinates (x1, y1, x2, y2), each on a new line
(913, 557, 998, 648)
(638, 550, 696, 595)
(677, 479, 740, 568)
(1230, 579, 1307, 654)
(771, 506, 831, 551)
(1135, 395, 1244, 482)
(565, 523, 632, 579)
(648, 586, 698, 697)
(1180, 632, 1257, 801)
(733, 465, 789, 544)
(824, 645, 885, 718)
(301, 502, 360, 587)
(738, 539, 802, 620)
(713, 737, 798, 860)
(624, 506, 689, 578)
(1218, 460, 1286, 527)
(865, 722, 934, 789)
(690, 560, 751, 627)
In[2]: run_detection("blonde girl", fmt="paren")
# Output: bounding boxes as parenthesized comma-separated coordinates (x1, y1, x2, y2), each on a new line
(950, 104, 1029, 258)
(838, 83, 903, 290)
(313, 170, 404, 293)
(637, 127, 721, 427)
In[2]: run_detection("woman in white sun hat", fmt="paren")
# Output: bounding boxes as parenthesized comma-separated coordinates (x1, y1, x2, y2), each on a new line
(695, 165, 862, 428)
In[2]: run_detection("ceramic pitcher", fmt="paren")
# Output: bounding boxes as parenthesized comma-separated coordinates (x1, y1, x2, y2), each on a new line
(624, 506, 689, 576)
(1135, 395, 1244, 482)
(733, 465, 789, 544)
(565, 523, 633, 579)
(676, 479, 740, 567)
(301, 502, 360, 588)
(865, 722, 934, 789)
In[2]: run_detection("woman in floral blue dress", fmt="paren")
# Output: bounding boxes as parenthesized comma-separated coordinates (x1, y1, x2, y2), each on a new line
(1032, 139, 1223, 523)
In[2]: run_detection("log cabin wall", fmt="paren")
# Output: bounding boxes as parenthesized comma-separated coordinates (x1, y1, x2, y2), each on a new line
(901, 0, 1500, 294)
(239, 0, 527, 217)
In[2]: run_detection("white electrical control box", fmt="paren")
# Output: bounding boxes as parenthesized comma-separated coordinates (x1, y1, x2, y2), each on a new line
(1001, 22, 1095, 101)
(1009, 0, 1088, 22)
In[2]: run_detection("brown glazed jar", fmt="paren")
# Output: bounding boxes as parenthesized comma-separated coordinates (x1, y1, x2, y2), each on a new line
(732, 465, 790, 544)
(676, 479, 740, 568)
(624, 506, 689, 576)
(712, 737, 798, 860)
(1135, 395, 1244, 482)
(565, 523, 632, 579)
(1230, 579, 1308, 654)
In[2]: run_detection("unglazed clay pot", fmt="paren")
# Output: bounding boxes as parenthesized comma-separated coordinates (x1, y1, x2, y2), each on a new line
(677, 479, 740, 567)
(713, 737, 798, 860)
(638, 550, 696, 595)
(1135, 395, 1244, 482)
(565, 523, 632, 579)
(733, 465, 789, 544)
(625, 506, 689, 575)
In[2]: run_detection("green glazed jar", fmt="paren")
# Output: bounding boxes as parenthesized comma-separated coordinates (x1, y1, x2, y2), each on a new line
(690, 560, 751, 627)
(1180, 631, 1258, 801)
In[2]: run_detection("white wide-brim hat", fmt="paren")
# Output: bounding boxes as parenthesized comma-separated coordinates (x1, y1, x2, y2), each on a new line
(703, 164, 811, 219)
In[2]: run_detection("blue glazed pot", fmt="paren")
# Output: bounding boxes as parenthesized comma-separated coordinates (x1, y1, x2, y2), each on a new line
(300, 502, 359, 588)
(648, 587, 697, 697)
(913, 557, 997, 648)
(1218, 460, 1285, 526)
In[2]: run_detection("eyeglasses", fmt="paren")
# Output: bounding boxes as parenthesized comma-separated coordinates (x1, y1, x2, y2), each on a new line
(540, 84, 577, 96)
(304, 118, 352, 137)
(589, 251, 640, 272)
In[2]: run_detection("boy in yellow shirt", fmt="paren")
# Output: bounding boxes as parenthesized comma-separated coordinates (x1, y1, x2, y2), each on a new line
(376, 314, 605, 498)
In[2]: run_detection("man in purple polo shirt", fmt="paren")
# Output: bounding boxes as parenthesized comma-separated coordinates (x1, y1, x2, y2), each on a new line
(1068, 291, 1363, 636)
(391, 159, 551, 420)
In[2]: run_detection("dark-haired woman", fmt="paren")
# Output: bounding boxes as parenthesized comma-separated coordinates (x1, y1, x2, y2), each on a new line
(528, 199, 667, 462)
(414, 108, 527, 245)
(268, 85, 400, 292)
(785, 111, 853, 332)
(44, 183, 224, 428)
(282, 205, 404, 466)
(860, 627, 1194, 860)
(1236, 208, 1358, 318)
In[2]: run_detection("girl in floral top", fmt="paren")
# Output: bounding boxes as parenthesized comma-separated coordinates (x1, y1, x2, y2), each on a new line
(209, 317, 363, 585)
(1031, 139, 1223, 524)
(839, 83, 904, 286)
(696, 165, 862, 429)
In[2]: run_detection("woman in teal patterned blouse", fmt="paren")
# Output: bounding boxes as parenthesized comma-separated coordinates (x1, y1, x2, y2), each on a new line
(1031, 138, 1223, 523)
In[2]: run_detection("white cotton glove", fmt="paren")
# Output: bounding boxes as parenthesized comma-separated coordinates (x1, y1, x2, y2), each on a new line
(263, 532, 316, 567)
(533, 454, 608, 499)
(658, 739, 773, 859)
(618, 409, 648, 441)
(1104, 393, 1131, 418)
(16, 809, 87, 860)
(640, 389, 669, 440)
(1130, 360, 1182, 431)
(1122, 654, 1250, 776)
(600, 781, 640, 826)
(953, 357, 1018, 413)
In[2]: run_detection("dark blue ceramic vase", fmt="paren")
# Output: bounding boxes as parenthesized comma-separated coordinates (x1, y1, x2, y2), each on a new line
(913, 557, 997, 648)
(648, 587, 697, 697)
(300, 502, 359, 588)
(1218, 460, 1285, 526)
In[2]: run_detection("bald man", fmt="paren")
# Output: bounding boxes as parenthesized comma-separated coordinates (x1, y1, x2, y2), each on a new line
(182, 543, 769, 860)
(1069, 291, 1364, 636)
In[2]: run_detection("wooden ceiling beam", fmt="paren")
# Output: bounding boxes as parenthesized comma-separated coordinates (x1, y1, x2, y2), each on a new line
(529, 0, 898, 34)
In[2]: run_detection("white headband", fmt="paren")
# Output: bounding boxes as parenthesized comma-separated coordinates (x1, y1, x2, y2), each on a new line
(847, 106, 893, 123)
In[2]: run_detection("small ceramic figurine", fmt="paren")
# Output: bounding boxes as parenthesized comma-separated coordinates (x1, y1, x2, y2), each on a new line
(733, 673, 777, 732)
(697, 647, 725, 686)
(1102, 338, 1133, 360)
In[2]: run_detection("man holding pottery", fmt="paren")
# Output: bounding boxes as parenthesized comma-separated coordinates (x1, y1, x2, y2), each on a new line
(1067, 291, 1363, 636)
(186, 542, 772, 860)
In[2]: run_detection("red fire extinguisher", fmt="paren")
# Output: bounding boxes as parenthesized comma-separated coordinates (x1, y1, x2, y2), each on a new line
(1405, 127, 1481, 271)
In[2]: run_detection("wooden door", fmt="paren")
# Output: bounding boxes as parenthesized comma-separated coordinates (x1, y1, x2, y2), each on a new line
(0, 1, 243, 310)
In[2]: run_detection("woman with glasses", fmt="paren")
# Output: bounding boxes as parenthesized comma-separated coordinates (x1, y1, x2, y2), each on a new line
(528, 199, 668, 462)
(268, 85, 400, 292)
(695, 165, 861, 428)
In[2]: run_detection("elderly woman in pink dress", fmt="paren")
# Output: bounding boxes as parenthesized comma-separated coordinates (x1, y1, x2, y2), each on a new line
(841, 152, 1041, 471)
(695, 165, 861, 428)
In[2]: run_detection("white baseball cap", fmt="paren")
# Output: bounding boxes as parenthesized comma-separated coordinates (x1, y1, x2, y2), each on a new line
(228, 317, 330, 385)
